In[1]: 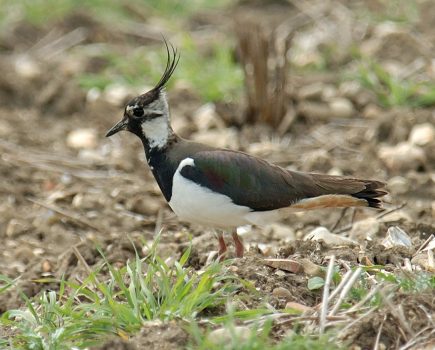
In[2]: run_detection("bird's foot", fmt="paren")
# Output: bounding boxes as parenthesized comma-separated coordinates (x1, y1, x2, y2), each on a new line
(232, 231, 244, 258)
(217, 233, 227, 262)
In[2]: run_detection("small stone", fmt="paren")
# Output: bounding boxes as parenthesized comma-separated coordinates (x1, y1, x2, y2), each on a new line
(409, 123, 434, 146)
(207, 326, 251, 345)
(349, 217, 381, 241)
(0, 120, 12, 136)
(411, 250, 435, 272)
(285, 301, 312, 313)
(298, 101, 331, 120)
(6, 219, 28, 238)
(363, 104, 383, 119)
(299, 258, 323, 277)
(126, 196, 161, 216)
(321, 85, 337, 101)
(192, 103, 225, 131)
(328, 97, 355, 118)
(14, 55, 41, 79)
(191, 128, 239, 149)
(15, 246, 34, 263)
(72, 193, 103, 210)
(339, 81, 362, 100)
(378, 142, 426, 172)
(67, 128, 97, 149)
(305, 227, 358, 246)
(297, 82, 325, 100)
(42, 260, 52, 273)
(272, 287, 292, 300)
(263, 258, 302, 273)
(381, 226, 412, 249)
(387, 176, 409, 195)
(103, 83, 133, 106)
(379, 210, 412, 223)
(257, 243, 275, 256)
(263, 223, 295, 241)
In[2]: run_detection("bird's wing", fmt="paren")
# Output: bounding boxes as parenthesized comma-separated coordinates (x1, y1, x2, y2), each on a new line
(179, 149, 387, 211)
(179, 149, 310, 211)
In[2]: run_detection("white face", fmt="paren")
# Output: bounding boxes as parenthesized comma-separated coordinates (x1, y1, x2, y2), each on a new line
(135, 93, 170, 149)
(141, 116, 170, 149)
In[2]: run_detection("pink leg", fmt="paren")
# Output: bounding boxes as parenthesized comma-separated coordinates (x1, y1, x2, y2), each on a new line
(217, 232, 227, 261)
(232, 230, 244, 258)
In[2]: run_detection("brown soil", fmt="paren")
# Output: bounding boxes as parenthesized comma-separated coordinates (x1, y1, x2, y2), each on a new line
(0, 1, 434, 349)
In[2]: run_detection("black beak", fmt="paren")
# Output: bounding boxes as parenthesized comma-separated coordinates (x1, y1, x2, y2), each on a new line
(106, 118, 128, 137)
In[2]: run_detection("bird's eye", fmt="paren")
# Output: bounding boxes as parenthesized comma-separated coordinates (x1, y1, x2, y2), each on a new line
(132, 107, 144, 117)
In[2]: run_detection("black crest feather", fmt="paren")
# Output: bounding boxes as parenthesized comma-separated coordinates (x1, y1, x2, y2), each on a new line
(154, 39, 180, 91)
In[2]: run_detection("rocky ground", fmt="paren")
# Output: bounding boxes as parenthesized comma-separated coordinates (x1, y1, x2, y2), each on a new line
(0, 1, 434, 349)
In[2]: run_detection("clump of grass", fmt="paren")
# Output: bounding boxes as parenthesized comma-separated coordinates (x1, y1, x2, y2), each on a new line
(78, 35, 243, 102)
(189, 319, 342, 350)
(0, 238, 238, 349)
(355, 60, 435, 108)
(0, 0, 234, 27)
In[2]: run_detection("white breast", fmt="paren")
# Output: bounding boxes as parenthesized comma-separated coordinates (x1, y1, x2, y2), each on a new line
(168, 158, 253, 228)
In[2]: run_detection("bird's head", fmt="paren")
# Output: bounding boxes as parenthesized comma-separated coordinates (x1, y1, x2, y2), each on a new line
(106, 41, 179, 149)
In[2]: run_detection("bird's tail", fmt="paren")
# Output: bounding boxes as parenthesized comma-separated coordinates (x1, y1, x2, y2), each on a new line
(289, 172, 388, 210)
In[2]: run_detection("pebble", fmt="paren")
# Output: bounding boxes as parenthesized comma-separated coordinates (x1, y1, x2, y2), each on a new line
(6, 219, 28, 238)
(411, 250, 435, 272)
(378, 142, 426, 172)
(67, 128, 98, 149)
(298, 101, 331, 120)
(257, 243, 275, 256)
(14, 55, 41, 79)
(285, 301, 312, 313)
(305, 227, 358, 246)
(191, 128, 239, 149)
(192, 103, 225, 131)
(299, 258, 323, 277)
(103, 83, 134, 106)
(264, 258, 302, 273)
(263, 223, 295, 241)
(349, 217, 381, 241)
(338, 81, 362, 100)
(297, 82, 325, 100)
(363, 104, 383, 119)
(379, 210, 412, 223)
(126, 196, 161, 216)
(207, 326, 251, 345)
(387, 176, 409, 195)
(408, 123, 434, 146)
(272, 287, 292, 300)
(381, 226, 412, 248)
(328, 97, 355, 118)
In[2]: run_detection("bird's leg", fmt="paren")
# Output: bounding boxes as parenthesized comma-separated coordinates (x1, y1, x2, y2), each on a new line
(217, 232, 227, 261)
(232, 230, 244, 258)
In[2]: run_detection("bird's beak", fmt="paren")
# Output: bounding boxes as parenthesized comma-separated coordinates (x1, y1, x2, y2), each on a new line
(106, 118, 128, 137)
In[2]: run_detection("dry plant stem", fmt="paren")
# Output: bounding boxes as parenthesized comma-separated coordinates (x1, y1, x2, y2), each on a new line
(339, 306, 378, 336)
(413, 234, 434, 257)
(378, 289, 414, 340)
(331, 207, 349, 232)
(376, 202, 407, 219)
(400, 327, 435, 350)
(72, 246, 101, 286)
(329, 267, 362, 316)
(315, 269, 352, 312)
(27, 197, 104, 233)
(236, 20, 292, 126)
(319, 255, 335, 334)
(345, 284, 382, 314)
(373, 315, 386, 350)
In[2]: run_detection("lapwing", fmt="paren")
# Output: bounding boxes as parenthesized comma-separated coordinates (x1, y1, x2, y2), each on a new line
(106, 42, 387, 259)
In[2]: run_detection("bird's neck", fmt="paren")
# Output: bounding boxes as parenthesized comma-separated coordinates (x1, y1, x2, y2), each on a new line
(139, 113, 175, 152)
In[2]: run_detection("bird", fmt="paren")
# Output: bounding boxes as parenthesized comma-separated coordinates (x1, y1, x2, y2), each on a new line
(106, 42, 387, 259)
